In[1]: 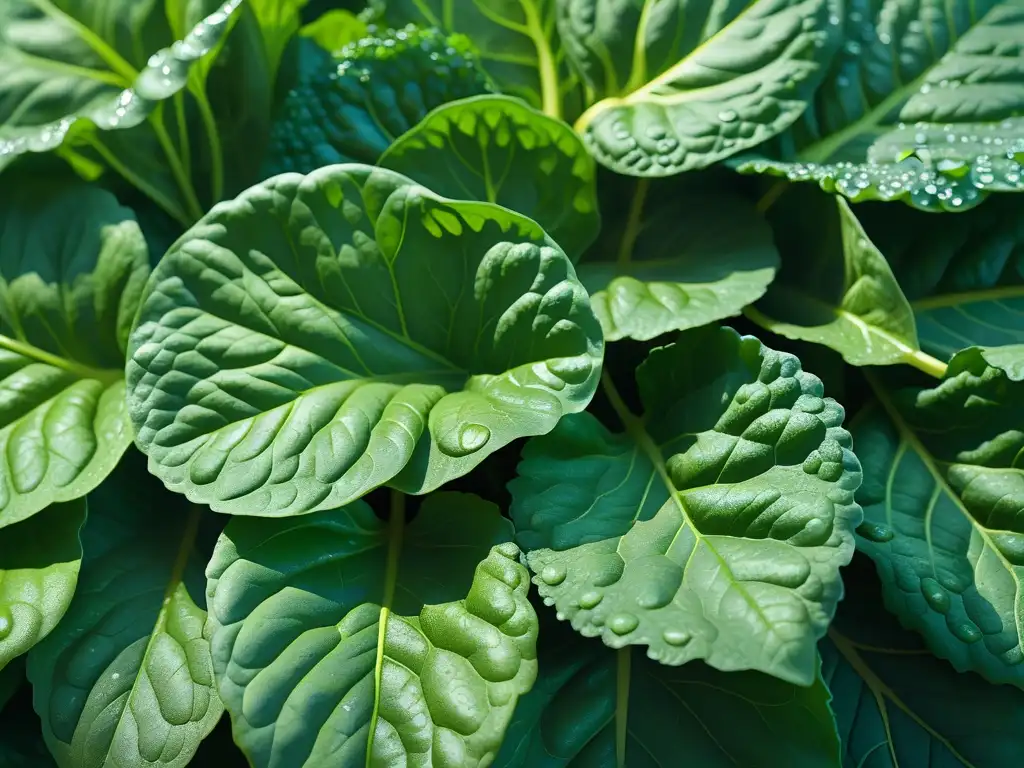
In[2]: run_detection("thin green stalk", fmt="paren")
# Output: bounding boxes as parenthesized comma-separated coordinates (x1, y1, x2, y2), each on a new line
(0, 332, 121, 385)
(755, 180, 787, 214)
(150, 105, 204, 222)
(522, 2, 560, 119)
(173, 93, 191, 172)
(84, 136, 190, 227)
(190, 83, 224, 204)
(617, 179, 649, 266)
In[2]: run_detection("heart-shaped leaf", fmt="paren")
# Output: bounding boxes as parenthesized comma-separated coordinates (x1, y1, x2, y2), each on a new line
(126, 164, 603, 517)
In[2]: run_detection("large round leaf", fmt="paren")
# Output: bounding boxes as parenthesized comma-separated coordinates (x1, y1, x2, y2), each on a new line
(379, 95, 600, 262)
(853, 347, 1024, 687)
(26, 461, 221, 768)
(0, 177, 147, 529)
(0, 500, 85, 670)
(127, 164, 603, 517)
(205, 493, 537, 767)
(514, 325, 862, 685)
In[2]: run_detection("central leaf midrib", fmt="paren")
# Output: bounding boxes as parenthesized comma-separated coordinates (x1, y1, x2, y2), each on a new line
(912, 285, 1024, 311)
(0, 332, 122, 384)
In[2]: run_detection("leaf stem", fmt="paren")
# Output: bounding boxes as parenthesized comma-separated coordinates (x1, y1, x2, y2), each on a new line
(615, 648, 631, 768)
(904, 349, 948, 379)
(617, 179, 649, 266)
(150, 106, 205, 223)
(522, 3, 560, 119)
(0, 332, 122, 385)
(367, 491, 406, 767)
(754, 180, 787, 214)
(190, 83, 224, 204)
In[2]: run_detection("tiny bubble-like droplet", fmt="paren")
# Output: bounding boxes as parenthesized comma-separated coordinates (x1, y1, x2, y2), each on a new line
(608, 613, 639, 635)
(920, 577, 951, 613)
(717, 110, 738, 123)
(663, 629, 692, 647)
(0, 609, 11, 640)
(579, 590, 603, 609)
(952, 621, 983, 643)
(540, 564, 566, 586)
(438, 422, 491, 457)
(857, 521, 894, 542)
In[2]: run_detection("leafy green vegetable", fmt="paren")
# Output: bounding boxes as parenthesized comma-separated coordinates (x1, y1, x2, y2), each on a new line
(26, 463, 220, 768)
(263, 26, 492, 177)
(0, 178, 147, 529)
(205, 492, 537, 767)
(517, 325, 862, 685)
(0, 499, 85, 670)
(298, 8, 368, 50)
(579, 178, 779, 340)
(852, 348, 1024, 687)
(380, 94, 600, 261)
(736, 1, 1024, 211)
(569, 0, 841, 176)
(127, 164, 603, 517)
(495, 608, 840, 767)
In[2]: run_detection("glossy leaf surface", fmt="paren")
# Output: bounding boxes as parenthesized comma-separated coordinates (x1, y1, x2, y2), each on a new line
(127, 164, 603, 516)
(205, 494, 537, 767)
(0, 179, 146, 529)
(380, 95, 600, 261)
(518, 325, 862, 685)
(853, 348, 1024, 687)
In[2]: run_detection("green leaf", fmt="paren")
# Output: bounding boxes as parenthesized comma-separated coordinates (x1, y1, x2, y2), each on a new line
(379, 94, 600, 262)
(248, 0, 309, 79)
(824, 571, 1024, 768)
(205, 493, 537, 767)
(0, 178, 147, 529)
(26, 462, 221, 768)
(852, 349, 1024, 687)
(857, 196, 1024, 360)
(494, 609, 840, 767)
(263, 27, 492, 177)
(518, 325, 862, 685)
(299, 9, 368, 51)
(578, 178, 779, 341)
(0, 0, 242, 224)
(745, 187, 947, 376)
(0, 499, 85, 670)
(127, 164, 603, 517)
(569, 0, 841, 176)
(383, 1, 578, 120)
(735, 1, 1024, 211)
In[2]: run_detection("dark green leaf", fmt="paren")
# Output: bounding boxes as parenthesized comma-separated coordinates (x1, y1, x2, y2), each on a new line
(852, 348, 1024, 687)
(0, 500, 85, 669)
(205, 494, 536, 767)
(0, 178, 147, 529)
(517, 325, 862, 685)
(736, 1, 1024, 211)
(127, 164, 603, 517)
(570, 0, 841, 175)
(379, 94, 600, 261)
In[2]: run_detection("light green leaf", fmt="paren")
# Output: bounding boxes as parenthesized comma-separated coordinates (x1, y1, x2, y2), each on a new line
(852, 349, 1024, 687)
(736, 1, 1024, 211)
(745, 188, 946, 376)
(205, 493, 536, 767)
(579, 178, 779, 341)
(248, 0, 308, 78)
(0, 0, 242, 224)
(26, 463, 221, 768)
(382, 0, 580, 120)
(520, 325, 862, 685)
(263, 27, 492, 177)
(494, 610, 840, 767)
(127, 164, 603, 517)
(0, 178, 147, 529)
(379, 94, 600, 261)
(569, 0, 841, 176)
(0, 499, 85, 670)
(824, 573, 1024, 768)
(299, 9, 368, 51)
(857, 196, 1024, 360)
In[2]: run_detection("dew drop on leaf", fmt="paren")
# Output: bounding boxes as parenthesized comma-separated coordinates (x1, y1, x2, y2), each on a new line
(717, 110, 738, 123)
(952, 621, 983, 644)
(540, 564, 567, 586)
(856, 521, 894, 542)
(920, 577, 951, 614)
(608, 613, 639, 635)
(663, 629, 692, 647)
(578, 590, 603, 609)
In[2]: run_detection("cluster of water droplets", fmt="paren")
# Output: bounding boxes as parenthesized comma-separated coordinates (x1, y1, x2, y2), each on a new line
(333, 25, 481, 85)
(0, 0, 241, 162)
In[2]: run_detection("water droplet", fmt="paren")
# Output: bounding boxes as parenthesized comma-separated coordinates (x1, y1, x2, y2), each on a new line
(0, 609, 10, 639)
(857, 521, 894, 542)
(952, 621, 982, 643)
(937, 159, 970, 178)
(438, 423, 491, 457)
(920, 577, 951, 613)
(539, 564, 566, 586)
(608, 613, 638, 635)
(663, 629, 692, 647)
(579, 591, 603, 609)
(717, 110, 738, 123)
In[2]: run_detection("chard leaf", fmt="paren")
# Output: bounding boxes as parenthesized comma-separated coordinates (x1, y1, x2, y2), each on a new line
(824, 569, 1024, 767)
(26, 462, 222, 768)
(736, 1, 1024, 211)
(0, 0, 242, 224)
(263, 27, 492, 177)
(745, 187, 946, 375)
(0, 500, 85, 670)
(852, 348, 1024, 687)
(494, 609, 839, 767)
(857, 196, 1024, 360)
(379, 94, 600, 262)
(0, 178, 147, 529)
(382, 0, 581, 119)
(578, 178, 779, 341)
(205, 493, 537, 767)
(126, 164, 603, 517)
(517, 325, 862, 685)
(568, 0, 841, 176)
